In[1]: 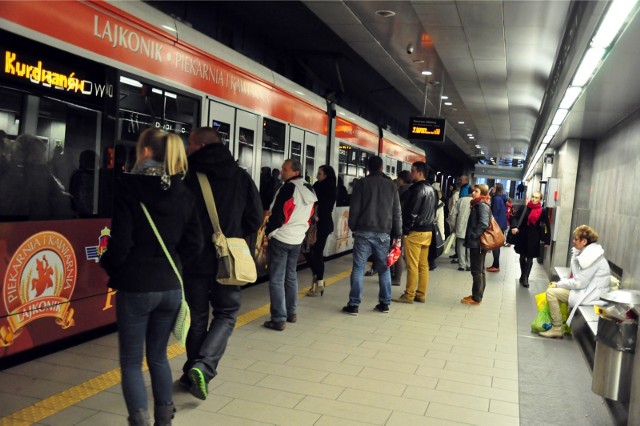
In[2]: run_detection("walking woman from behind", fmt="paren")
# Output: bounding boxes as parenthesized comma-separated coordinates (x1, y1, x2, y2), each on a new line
(100, 129, 203, 425)
(510, 191, 550, 288)
(306, 165, 337, 296)
(487, 183, 508, 272)
(461, 184, 491, 305)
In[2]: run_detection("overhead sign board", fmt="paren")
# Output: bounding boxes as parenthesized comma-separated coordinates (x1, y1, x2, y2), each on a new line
(474, 165, 524, 180)
(408, 117, 446, 143)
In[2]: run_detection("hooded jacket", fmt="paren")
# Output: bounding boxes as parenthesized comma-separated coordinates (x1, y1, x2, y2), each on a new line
(100, 173, 203, 292)
(556, 243, 611, 324)
(267, 176, 317, 244)
(184, 143, 263, 275)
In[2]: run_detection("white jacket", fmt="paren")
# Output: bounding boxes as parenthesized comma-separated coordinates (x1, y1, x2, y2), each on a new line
(450, 196, 472, 239)
(557, 243, 610, 324)
(267, 177, 317, 245)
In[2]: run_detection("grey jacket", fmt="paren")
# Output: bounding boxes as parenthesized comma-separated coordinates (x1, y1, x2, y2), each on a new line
(464, 200, 491, 249)
(349, 172, 402, 238)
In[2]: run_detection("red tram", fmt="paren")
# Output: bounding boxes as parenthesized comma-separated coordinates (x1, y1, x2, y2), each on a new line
(0, 1, 425, 359)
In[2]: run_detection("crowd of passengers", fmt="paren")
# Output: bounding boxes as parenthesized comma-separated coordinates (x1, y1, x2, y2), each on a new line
(0, 127, 610, 425)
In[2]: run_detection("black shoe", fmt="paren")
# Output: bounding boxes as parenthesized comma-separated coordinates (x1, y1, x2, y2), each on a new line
(449, 254, 458, 259)
(286, 314, 297, 323)
(450, 259, 458, 264)
(465, 267, 470, 271)
(263, 320, 286, 331)
(342, 304, 359, 315)
(374, 303, 389, 313)
(364, 269, 377, 276)
(188, 367, 208, 400)
(178, 373, 191, 390)
(457, 267, 465, 271)
(429, 265, 437, 271)
(391, 281, 401, 286)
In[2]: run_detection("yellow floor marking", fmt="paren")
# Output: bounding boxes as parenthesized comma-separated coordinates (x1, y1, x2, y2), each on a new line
(0, 268, 352, 425)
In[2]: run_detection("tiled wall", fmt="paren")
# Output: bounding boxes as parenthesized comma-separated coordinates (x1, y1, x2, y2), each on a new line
(584, 109, 640, 289)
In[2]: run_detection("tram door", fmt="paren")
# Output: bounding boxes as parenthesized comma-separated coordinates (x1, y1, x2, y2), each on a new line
(289, 126, 317, 183)
(207, 100, 260, 179)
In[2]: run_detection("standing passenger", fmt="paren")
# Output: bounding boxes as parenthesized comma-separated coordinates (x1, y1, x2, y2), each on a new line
(264, 159, 317, 330)
(100, 129, 203, 425)
(510, 191, 550, 288)
(391, 170, 412, 286)
(181, 127, 263, 401)
(343, 156, 401, 315)
(450, 192, 472, 271)
(487, 183, 508, 272)
(461, 184, 491, 305)
(306, 165, 337, 297)
(393, 161, 436, 303)
(428, 189, 445, 271)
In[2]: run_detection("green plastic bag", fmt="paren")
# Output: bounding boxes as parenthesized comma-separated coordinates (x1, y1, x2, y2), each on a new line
(531, 297, 572, 334)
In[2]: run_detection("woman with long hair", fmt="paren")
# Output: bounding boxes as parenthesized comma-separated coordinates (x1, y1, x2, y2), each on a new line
(101, 129, 203, 425)
(461, 184, 491, 305)
(486, 183, 508, 272)
(306, 165, 337, 296)
(510, 191, 550, 288)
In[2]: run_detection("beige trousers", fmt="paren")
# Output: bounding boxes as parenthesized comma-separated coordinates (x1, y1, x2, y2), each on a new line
(546, 287, 570, 326)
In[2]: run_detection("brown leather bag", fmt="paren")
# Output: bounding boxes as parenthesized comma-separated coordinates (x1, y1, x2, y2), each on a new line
(480, 216, 505, 251)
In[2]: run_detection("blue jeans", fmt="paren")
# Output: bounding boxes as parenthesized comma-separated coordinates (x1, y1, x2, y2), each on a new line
(349, 232, 392, 306)
(117, 289, 181, 416)
(183, 274, 241, 382)
(268, 238, 301, 322)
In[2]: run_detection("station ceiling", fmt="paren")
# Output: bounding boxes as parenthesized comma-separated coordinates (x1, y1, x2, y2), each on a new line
(149, 1, 640, 175)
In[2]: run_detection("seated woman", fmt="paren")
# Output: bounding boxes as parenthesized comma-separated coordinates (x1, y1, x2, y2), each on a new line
(540, 225, 610, 338)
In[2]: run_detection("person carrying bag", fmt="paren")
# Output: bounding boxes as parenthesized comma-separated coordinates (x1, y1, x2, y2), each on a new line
(197, 172, 257, 285)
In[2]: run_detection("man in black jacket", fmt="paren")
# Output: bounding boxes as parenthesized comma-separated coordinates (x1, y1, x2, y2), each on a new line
(181, 127, 263, 400)
(343, 156, 401, 315)
(393, 161, 437, 303)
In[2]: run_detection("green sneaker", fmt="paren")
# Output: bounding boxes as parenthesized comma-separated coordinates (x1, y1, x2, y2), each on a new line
(188, 367, 208, 400)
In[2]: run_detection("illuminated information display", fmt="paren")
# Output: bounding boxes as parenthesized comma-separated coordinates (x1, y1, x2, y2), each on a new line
(408, 117, 446, 143)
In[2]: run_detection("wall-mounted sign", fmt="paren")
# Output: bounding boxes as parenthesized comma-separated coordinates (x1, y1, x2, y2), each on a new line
(408, 117, 446, 143)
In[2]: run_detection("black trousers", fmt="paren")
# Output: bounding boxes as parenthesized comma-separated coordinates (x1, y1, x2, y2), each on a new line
(304, 228, 331, 280)
(182, 274, 241, 382)
(469, 247, 487, 302)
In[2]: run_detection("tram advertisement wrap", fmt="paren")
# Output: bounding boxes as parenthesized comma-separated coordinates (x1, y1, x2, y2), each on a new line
(0, 220, 115, 356)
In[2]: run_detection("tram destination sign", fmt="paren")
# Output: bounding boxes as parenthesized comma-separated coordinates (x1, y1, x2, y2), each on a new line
(408, 117, 446, 143)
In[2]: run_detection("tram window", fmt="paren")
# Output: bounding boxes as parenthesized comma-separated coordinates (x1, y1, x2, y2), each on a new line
(291, 140, 302, 164)
(0, 89, 100, 221)
(305, 145, 315, 183)
(338, 144, 348, 175)
(261, 118, 285, 170)
(212, 120, 231, 146)
(238, 127, 254, 173)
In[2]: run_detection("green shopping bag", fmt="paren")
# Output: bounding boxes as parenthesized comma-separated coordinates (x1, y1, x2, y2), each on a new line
(532, 290, 571, 334)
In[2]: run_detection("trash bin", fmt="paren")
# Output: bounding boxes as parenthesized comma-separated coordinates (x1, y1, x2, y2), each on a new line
(591, 290, 640, 402)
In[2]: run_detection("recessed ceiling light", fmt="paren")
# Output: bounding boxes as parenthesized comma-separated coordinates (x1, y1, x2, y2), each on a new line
(441, 96, 448, 100)
(375, 10, 396, 18)
(444, 102, 452, 106)
(469, 136, 475, 139)
(421, 70, 432, 76)
(475, 145, 481, 148)
(458, 121, 465, 124)
(412, 59, 425, 64)
(467, 134, 473, 137)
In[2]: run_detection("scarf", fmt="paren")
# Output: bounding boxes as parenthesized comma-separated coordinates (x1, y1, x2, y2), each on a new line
(471, 195, 490, 206)
(527, 200, 542, 226)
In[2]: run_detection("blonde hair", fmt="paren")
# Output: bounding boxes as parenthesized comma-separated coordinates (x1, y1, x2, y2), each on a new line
(164, 133, 188, 176)
(473, 184, 489, 196)
(574, 225, 599, 244)
(133, 128, 188, 176)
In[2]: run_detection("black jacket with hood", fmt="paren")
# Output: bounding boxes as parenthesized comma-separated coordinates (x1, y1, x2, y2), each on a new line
(184, 143, 263, 275)
(100, 173, 203, 292)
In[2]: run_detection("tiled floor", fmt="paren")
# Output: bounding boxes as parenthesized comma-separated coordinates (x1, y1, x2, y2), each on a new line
(0, 249, 613, 425)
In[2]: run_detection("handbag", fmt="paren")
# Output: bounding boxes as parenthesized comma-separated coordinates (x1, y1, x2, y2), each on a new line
(480, 216, 505, 251)
(301, 220, 318, 254)
(140, 202, 190, 347)
(506, 206, 527, 245)
(197, 173, 257, 285)
(430, 224, 444, 258)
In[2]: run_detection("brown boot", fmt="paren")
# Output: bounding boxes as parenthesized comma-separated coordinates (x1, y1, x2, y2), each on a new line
(539, 325, 563, 339)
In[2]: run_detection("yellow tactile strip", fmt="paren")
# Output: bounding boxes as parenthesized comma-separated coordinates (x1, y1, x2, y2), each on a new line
(0, 268, 352, 425)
